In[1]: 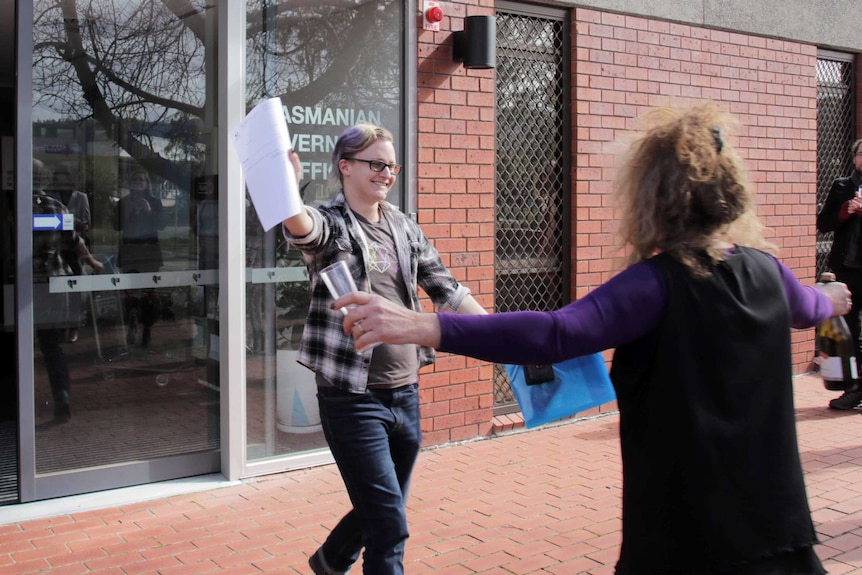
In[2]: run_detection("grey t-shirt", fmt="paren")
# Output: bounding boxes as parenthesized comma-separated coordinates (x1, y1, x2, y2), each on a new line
(356, 213, 420, 388)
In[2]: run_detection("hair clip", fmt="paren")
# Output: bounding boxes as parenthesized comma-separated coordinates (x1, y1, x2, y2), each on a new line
(711, 127, 724, 154)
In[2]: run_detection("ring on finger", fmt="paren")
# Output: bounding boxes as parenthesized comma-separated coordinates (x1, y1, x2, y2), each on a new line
(356, 320, 365, 334)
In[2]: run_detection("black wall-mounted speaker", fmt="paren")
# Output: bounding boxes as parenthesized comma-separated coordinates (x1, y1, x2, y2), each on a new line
(453, 15, 496, 70)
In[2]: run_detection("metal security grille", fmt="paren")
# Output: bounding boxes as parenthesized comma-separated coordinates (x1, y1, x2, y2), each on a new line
(493, 4, 569, 411)
(816, 51, 856, 278)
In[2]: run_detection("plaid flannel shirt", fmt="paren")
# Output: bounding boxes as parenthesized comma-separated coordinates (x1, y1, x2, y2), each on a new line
(284, 193, 470, 393)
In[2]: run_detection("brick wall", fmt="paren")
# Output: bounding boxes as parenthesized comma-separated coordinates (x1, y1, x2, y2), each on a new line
(573, 8, 820, 373)
(416, 1, 497, 445)
(416, 3, 829, 445)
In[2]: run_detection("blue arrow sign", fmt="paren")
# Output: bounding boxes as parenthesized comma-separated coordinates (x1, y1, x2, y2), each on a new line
(33, 213, 74, 231)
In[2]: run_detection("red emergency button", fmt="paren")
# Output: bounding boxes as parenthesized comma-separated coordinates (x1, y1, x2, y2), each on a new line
(426, 6, 444, 23)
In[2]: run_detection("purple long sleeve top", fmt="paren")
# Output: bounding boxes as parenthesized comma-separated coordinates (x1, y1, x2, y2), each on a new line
(438, 257, 833, 365)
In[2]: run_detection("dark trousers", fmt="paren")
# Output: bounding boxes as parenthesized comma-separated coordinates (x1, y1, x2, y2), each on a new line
(316, 383, 422, 575)
(36, 328, 70, 405)
(835, 266, 862, 357)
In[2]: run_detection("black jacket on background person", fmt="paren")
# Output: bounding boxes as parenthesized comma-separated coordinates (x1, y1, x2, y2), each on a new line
(817, 170, 862, 271)
(113, 192, 165, 273)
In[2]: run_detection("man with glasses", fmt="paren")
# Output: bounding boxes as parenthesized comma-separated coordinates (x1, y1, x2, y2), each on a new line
(281, 124, 486, 575)
(817, 138, 862, 409)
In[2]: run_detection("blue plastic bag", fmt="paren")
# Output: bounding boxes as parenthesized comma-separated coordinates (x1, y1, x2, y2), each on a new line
(504, 353, 616, 429)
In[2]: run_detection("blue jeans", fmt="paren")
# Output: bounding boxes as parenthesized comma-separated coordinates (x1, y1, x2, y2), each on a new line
(316, 383, 422, 575)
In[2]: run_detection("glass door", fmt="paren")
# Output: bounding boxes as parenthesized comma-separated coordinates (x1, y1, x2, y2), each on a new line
(20, 0, 221, 502)
(242, 0, 407, 470)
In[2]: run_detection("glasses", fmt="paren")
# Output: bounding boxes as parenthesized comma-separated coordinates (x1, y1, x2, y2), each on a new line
(343, 157, 402, 175)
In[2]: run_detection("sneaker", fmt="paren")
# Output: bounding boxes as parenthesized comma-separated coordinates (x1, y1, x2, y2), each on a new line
(308, 549, 349, 575)
(829, 389, 862, 410)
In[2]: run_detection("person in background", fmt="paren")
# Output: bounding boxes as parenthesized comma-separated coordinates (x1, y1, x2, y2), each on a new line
(194, 175, 218, 270)
(113, 168, 165, 347)
(335, 104, 849, 575)
(245, 197, 268, 355)
(33, 158, 104, 421)
(48, 164, 91, 342)
(48, 165, 90, 248)
(280, 124, 485, 575)
(816, 138, 862, 409)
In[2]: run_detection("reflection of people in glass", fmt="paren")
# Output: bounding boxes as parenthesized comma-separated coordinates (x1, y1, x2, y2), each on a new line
(113, 168, 165, 347)
(48, 164, 91, 342)
(245, 197, 266, 355)
(282, 125, 486, 575)
(33, 159, 104, 421)
(195, 175, 218, 270)
(48, 165, 90, 249)
(114, 169, 165, 273)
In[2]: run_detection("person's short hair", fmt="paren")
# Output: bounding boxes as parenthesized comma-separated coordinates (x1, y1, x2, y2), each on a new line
(852, 139, 862, 156)
(32, 158, 49, 188)
(330, 124, 394, 185)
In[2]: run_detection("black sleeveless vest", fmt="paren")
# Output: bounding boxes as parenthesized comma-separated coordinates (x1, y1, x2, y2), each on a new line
(610, 248, 816, 574)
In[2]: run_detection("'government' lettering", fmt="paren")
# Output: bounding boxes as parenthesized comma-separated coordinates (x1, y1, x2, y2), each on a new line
(291, 133, 339, 153)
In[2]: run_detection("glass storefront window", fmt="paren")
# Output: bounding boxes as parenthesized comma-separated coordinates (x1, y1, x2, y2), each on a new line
(30, 1, 220, 476)
(244, 0, 404, 461)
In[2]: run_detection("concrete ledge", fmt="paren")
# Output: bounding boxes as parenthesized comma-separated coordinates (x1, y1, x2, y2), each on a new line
(0, 473, 239, 526)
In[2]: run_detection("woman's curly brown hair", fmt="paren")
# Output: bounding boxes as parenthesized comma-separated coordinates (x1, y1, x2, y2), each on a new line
(616, 102, 773, 275)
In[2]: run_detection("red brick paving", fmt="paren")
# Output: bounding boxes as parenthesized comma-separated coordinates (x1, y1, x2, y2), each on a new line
(2, 374, 862, 574)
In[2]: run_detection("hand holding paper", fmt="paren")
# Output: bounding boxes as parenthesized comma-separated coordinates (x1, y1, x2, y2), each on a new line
(232, 97, 304, 231)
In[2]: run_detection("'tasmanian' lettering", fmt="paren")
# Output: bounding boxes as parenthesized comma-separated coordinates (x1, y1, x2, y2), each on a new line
(284, 105, 381, 127)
